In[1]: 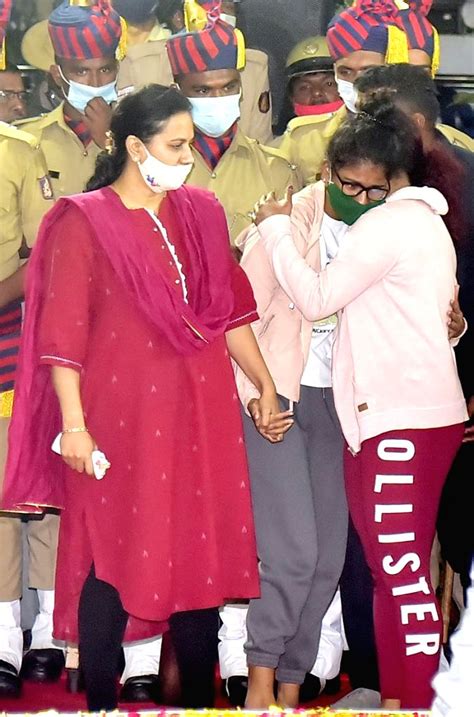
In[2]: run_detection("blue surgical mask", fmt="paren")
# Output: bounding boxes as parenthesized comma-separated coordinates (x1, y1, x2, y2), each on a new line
(188, 93, 241, 138)
(58, 66, 118, 114)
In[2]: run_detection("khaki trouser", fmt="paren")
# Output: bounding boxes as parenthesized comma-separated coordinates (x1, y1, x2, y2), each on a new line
(0, 416, 59, 601)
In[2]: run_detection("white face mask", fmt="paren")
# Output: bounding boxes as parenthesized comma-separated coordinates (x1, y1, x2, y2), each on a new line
(335, 77, 358, 114)
(137, 147, 193, 193)
(188, 93, 241, 137)
(220, 12, 237, 27)
(58, 66, 117, 114)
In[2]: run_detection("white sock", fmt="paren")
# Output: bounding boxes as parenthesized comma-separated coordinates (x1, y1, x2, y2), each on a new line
(0, 600, 23, 672)
(121, 636, 163, 684)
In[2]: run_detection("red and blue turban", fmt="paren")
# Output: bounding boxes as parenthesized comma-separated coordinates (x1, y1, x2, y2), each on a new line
(326, 0, 408, 63)
(396, 0, 439, 75)
(48, 0, 123, 60)
(166, 3, 245, 76)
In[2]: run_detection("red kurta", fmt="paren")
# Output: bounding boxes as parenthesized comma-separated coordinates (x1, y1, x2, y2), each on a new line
(38, 197, 260, 642)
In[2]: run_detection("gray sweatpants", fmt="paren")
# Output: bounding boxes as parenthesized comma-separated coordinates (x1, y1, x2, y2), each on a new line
(244, 386, 348, 684)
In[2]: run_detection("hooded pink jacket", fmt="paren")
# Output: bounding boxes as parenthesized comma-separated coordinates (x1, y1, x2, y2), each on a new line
(238, 183, 467, 452)
(234, 182, 326, 410)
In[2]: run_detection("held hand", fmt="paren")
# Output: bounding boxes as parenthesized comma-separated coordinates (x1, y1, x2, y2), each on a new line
(253, 186, 295, 226)
(83, 97, 113, 149)
(463, 396, 474, 444)
(248, 393, 294, 443)
(447, 294, 465, 341)
(60, 432, 97, 476)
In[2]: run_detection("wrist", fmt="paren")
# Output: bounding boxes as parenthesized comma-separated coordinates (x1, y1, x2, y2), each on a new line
(62, 426, 88, 435)
(62, 413, 86, 431)
(258, 379, 277, 397)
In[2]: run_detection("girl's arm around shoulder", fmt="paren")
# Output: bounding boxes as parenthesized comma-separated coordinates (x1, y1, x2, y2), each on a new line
(258, 203, 402, 321)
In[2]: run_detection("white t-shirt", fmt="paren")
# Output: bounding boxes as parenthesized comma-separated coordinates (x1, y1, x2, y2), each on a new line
(300, 213, 348, 388)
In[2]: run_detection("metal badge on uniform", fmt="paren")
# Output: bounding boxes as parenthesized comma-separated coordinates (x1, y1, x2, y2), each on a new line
(39, 175, 54, 200)
(358, 403, 369, 413)
(258, 91, 271, 114)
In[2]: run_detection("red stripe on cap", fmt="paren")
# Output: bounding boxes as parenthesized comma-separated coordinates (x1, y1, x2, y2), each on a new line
(201, 30, 220, 60)
(185, 35, 207, 72)
(327, 31, 352, 58)
(68, 27, 85, 59)
(339, 17, 369, 49)
(213, 22, 232, 44)
(410, 12, 429, 48)
(173, 41, 190, 75)
(92, 13, 113, 47)
(344, 12, 370, 39)
(82, 25, 102, 58)
(52, 26, 71, 58)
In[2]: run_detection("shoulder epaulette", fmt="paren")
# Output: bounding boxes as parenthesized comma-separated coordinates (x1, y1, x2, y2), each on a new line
(0, 122, 40, 149)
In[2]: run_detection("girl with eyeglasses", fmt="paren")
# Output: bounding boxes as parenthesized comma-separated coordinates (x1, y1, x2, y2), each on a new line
(236, 97, 467, 711)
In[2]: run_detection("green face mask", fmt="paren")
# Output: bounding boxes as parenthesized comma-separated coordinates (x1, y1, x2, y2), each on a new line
(327, 182, 385, 226)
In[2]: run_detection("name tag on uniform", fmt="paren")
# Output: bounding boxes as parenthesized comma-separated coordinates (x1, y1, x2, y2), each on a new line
(39, 175, 54, 200)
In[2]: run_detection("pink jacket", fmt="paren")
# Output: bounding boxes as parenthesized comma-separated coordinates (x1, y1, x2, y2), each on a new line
(256, 184, 467, 451)
(234, 182, 326, 410)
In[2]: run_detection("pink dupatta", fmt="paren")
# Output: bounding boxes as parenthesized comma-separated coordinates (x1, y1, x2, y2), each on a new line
(2, 184, 236, 512)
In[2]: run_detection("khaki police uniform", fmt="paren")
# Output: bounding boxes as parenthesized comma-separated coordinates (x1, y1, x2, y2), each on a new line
(274, 112, 340, 185)
(437, 124, 474, 152)
(187, 129, 302, 244)
(0, 124, 58, 601)
(283, 103, 474, 186)
(16, 103, 102, 217)
(119, 44, 273, 143)
(239, 49, 273, 144)
(117, 39, 174, 96)
(117, 22, 174, 97)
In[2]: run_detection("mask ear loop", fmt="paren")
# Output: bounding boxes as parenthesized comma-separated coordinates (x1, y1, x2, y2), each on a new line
(56, 65, 71, 103)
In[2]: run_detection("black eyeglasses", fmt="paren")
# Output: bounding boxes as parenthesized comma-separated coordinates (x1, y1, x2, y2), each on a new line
(333, 167, 390, 202)
(0, 90, 29, 103)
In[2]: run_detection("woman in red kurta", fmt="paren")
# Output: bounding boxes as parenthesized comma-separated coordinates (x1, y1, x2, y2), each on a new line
(3, 86, 286, 710)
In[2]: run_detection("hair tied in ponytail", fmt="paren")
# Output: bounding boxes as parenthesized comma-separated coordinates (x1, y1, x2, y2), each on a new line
(105, 130, 116, 156)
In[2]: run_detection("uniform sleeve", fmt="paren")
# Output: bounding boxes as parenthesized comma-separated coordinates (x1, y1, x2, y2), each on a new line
(226, 262, 259, 330)
(258, 207, 402, 322)
(0, 141, 53, 282)
(38, 205, 95, 372)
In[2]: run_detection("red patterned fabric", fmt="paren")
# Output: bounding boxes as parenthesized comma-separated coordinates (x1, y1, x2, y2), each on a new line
(167, 18, 239, 75)
(326, 0, 400, 60)
(3, 191, 259, 642)
(48, 0, 121, 60)
(396, 0, 435, 53)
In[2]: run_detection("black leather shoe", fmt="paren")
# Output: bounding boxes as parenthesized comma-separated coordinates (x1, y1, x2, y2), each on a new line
(119, 674, 160, 703)
(324, 674, 341, 695)
(20, 648, 65, 683)
(0, 659, 22, 697)
(299, 673, 324, 703)
(225, 675, 248, 707)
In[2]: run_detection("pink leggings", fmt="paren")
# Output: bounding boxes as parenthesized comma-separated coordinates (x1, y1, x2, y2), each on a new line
(344, 425, 464, 709)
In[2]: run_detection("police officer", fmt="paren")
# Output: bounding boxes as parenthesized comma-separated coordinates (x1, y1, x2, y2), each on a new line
(0, 64, 28, 124)
(166, 9, 300, 244)
(112, 0, 174, 97)
(273, 37, 343, 185)
(0, 0, 61, 697)
(212, 0, 273, 144)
